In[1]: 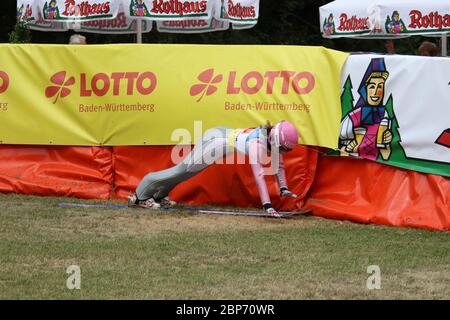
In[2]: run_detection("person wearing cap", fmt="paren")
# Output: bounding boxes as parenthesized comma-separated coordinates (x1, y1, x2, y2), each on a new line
(128, 120, 300, 217)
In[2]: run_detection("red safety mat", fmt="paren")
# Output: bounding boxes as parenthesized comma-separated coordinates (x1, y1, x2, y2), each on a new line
(306, 156, 450, 231)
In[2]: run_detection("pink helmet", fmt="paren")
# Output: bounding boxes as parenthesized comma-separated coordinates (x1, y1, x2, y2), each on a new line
(269, 120, 299, 150)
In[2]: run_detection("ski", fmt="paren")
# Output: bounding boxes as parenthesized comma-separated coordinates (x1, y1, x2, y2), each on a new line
(59, 202, 129, 209)
(197, 209, 308, 218)
(58, 202, 311, 219)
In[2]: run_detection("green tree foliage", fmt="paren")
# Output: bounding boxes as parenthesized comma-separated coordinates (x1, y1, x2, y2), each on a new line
(8, 23, 31, 44)
(341, 76, 354, 118)
(384, 95, 399, 145)
(328, 75, 354, 155)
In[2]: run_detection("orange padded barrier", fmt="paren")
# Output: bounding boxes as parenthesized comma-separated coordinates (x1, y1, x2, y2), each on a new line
(306, 156, 450, 231)
(0, 145, 447, 231)
(0, 145, 113, 199)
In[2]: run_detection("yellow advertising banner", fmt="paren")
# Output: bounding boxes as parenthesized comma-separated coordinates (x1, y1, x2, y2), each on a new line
(0, 44, 348, 147)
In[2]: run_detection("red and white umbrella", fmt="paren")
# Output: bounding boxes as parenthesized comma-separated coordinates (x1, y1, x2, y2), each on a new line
(17, 0, 261, 42)
(319, 0, 449, 56)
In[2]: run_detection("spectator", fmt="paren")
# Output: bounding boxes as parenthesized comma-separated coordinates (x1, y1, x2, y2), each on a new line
(417, 41, 438, 56)
(69, 34, 86, 45)
(385, 40, 396, 54)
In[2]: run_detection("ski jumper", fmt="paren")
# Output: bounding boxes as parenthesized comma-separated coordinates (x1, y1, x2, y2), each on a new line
(135, 126, 288, 206)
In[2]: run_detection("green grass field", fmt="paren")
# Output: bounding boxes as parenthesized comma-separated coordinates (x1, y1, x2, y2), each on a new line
(0, 193, 448, 299)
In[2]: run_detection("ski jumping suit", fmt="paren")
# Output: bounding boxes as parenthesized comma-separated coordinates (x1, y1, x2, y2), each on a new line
(135, 126, 288, 206)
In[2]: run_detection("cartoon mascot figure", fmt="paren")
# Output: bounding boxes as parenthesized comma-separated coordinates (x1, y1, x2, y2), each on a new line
(339, 58, 393, 161)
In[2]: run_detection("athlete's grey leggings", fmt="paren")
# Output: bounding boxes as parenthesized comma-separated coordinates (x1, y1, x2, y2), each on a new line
(136, 127, 233, 201)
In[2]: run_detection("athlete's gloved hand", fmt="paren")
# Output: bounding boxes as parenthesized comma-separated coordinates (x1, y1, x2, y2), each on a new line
(280, 187, 297, 198)
(266, 207, 282, 218)
(263, 203, 282, 217)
